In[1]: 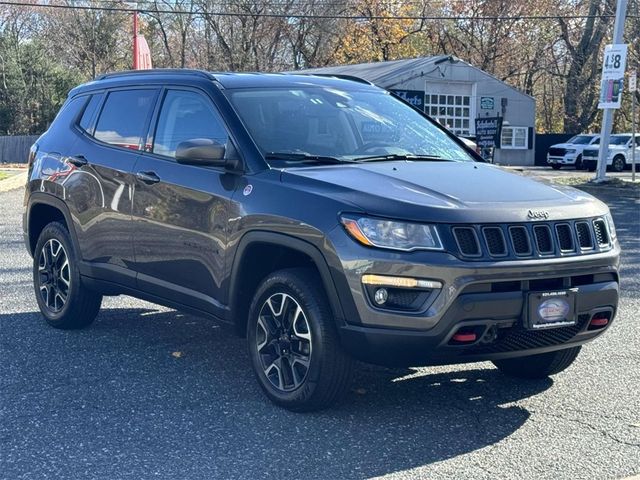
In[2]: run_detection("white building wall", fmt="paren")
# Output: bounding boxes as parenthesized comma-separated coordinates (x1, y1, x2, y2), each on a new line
(377, 61, 536, 166)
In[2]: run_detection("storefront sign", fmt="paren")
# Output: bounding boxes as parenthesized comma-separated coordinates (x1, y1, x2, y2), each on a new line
(475, 116, 503, 149)
(389, 89, 425, 111)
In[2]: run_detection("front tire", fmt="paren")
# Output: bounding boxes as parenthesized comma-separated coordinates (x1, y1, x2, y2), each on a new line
(33, 222, 102, 329)
(492, 346, 581, 379)
(612, 155, 626, 172)
(247, 268, 353, 411)
(574, 155, 583, 170)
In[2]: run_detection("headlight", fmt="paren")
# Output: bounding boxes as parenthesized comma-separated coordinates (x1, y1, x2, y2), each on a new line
(604, 213, 617, 240)
(340, 215, 443, 251)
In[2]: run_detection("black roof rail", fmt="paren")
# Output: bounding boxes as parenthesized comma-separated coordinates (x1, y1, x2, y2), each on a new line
(292, 73, 373, 86)
(96, 69, 216, 81)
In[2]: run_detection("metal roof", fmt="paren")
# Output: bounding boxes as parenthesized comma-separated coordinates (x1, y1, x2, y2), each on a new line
(298, 55, 534, 100)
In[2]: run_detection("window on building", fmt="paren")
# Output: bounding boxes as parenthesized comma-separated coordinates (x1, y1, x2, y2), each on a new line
(424, 93, 471, 136)
(153, 90, 229, 158)
(94, 89, 157, 150)
(501, 126, 528, 149)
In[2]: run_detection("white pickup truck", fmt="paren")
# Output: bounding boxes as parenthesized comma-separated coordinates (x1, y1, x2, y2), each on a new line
(546, 134, 600, 170)
(582, 133, 640, 172)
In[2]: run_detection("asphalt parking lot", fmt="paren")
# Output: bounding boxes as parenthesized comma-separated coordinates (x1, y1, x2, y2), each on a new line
(1, 180, 639, 480)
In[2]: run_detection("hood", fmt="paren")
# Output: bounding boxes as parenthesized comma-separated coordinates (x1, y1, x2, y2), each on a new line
(281, 161, 607, 223)
(550, 143, 577, 149)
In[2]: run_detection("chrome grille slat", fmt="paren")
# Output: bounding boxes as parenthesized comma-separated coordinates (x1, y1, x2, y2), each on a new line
(593, 219, 609, 246)
(509, 226, 532, 256)
(533, 225, 554, 254)
(575, 222, 594, 250)
(452, 227, 481, 257)
(555, 223, 575, 252)
(482, 227, 507, 256)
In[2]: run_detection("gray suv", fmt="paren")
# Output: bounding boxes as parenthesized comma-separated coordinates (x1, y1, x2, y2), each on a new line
(23, 70, 620, 411)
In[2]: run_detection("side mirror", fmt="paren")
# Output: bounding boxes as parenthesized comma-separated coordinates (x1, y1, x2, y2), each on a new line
(175, 138, 226, 166)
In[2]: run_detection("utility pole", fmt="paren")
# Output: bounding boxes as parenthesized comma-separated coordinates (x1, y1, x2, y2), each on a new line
(632, 71, 637, 181)
(132, 11, 139, 70)
(595, 0, 628, 182)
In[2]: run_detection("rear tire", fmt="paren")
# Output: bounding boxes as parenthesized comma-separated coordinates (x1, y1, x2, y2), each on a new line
(33, 222, 102, 329)
(551, 164, 562, 170)
(492, 346, 581, 379)
(247, 268, 353, 412)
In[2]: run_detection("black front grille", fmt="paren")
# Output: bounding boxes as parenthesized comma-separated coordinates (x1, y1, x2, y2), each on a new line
(509, 226, 531, 256)
(451, 216, 610, 260)
(466, 315, 589, 354)
(576, 222, 593, 249)
(548, 147, 566, 157)
(453, 227, 481, 256)
(593, 219, 609, 246)
(483, 227, 507, 256)
(555, 224, 574, 252)
(533, 225, 553, 254)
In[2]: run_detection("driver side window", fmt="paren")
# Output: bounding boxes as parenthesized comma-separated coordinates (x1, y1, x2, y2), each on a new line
(153, 90, 229, 158)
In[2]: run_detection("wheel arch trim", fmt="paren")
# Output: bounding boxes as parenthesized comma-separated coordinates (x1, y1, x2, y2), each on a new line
(228, 231, 348, 330)
(26, 192, 81, 258)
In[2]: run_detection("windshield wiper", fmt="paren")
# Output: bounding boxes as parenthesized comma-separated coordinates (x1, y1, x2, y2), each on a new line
(353, 153, 448, 163)
(264, 152, 355, 165)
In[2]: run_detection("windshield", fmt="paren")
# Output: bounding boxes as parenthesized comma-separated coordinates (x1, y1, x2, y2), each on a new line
(227, 87, 475, 166)
(568, 135, 596, 145)
(610, 135, 631, 146)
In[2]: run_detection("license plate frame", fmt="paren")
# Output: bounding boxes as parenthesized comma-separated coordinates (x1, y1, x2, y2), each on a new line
(526, 288, 578, 330)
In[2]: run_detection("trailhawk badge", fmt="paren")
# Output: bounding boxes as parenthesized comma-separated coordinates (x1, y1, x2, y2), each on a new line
(527, 209, 549, 220)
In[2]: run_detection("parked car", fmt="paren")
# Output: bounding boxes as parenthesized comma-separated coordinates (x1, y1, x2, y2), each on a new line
(547, 134, 600, 170)
(582, 133, 640, 172)
(24, 70, 620, 411)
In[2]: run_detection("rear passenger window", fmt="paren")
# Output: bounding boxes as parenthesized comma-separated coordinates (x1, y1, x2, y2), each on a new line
(79, 93, 103, 133)
(94, 89, 156, 150)
(153, 90, 229, 158)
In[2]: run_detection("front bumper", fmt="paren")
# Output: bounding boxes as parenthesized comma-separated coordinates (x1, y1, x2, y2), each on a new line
(547, 153, 577, 165)
(328, 229, 620, 366)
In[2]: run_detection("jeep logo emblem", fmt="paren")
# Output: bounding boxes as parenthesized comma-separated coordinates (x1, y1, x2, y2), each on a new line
(527, 209, 549, 220)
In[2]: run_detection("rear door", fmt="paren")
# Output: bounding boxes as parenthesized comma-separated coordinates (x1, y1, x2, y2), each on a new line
(64, 87, 159, 287)
(131, 87, 240, 317)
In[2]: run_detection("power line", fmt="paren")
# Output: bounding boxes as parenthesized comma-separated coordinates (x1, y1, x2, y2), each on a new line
(0, 1, 637, 20)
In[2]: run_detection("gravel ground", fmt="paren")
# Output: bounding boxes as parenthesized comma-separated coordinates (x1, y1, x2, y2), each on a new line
(0, 184, 639, 480)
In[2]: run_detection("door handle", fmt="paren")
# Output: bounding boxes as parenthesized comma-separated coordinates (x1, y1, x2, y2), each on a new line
(136, 171, 161, 184)
(67, 155, 88, 167)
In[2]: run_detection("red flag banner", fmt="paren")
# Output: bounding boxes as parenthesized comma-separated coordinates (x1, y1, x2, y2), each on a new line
(136, 34, 152, 70)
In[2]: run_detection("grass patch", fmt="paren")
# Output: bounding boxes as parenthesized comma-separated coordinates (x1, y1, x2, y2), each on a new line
(0, 172, 9, 181)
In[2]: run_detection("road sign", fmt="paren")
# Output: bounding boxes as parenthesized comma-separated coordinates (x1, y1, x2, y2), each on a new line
(598, 44, 628, 109)
(630, 70, 637, 92)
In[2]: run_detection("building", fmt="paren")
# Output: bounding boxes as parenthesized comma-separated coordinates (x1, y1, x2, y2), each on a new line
(301, 56, 536, 166)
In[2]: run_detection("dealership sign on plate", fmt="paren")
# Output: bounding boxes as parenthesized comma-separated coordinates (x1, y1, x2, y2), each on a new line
(598, 44, 628, 109)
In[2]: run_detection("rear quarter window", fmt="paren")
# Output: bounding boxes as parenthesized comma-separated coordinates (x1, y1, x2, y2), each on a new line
(78, 93, 104, 134)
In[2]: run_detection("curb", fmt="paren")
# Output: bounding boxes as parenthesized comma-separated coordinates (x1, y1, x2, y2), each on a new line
(0, 171, 27, 193)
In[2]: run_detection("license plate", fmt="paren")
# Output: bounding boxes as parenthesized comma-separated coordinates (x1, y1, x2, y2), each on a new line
(526, 289, 578, 330)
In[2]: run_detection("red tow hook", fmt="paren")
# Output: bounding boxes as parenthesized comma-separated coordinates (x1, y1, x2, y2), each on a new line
(452, 332, 477, 343)
(589, 315, 609, 327)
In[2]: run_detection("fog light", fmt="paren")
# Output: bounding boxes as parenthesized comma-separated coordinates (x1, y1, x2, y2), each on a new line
(374, 288, 388, 305)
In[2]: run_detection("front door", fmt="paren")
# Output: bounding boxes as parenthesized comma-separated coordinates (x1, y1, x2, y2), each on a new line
(131, 88, 240, 317)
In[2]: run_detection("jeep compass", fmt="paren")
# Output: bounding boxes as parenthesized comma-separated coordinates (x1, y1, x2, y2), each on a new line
(23, 70, 620, 411)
